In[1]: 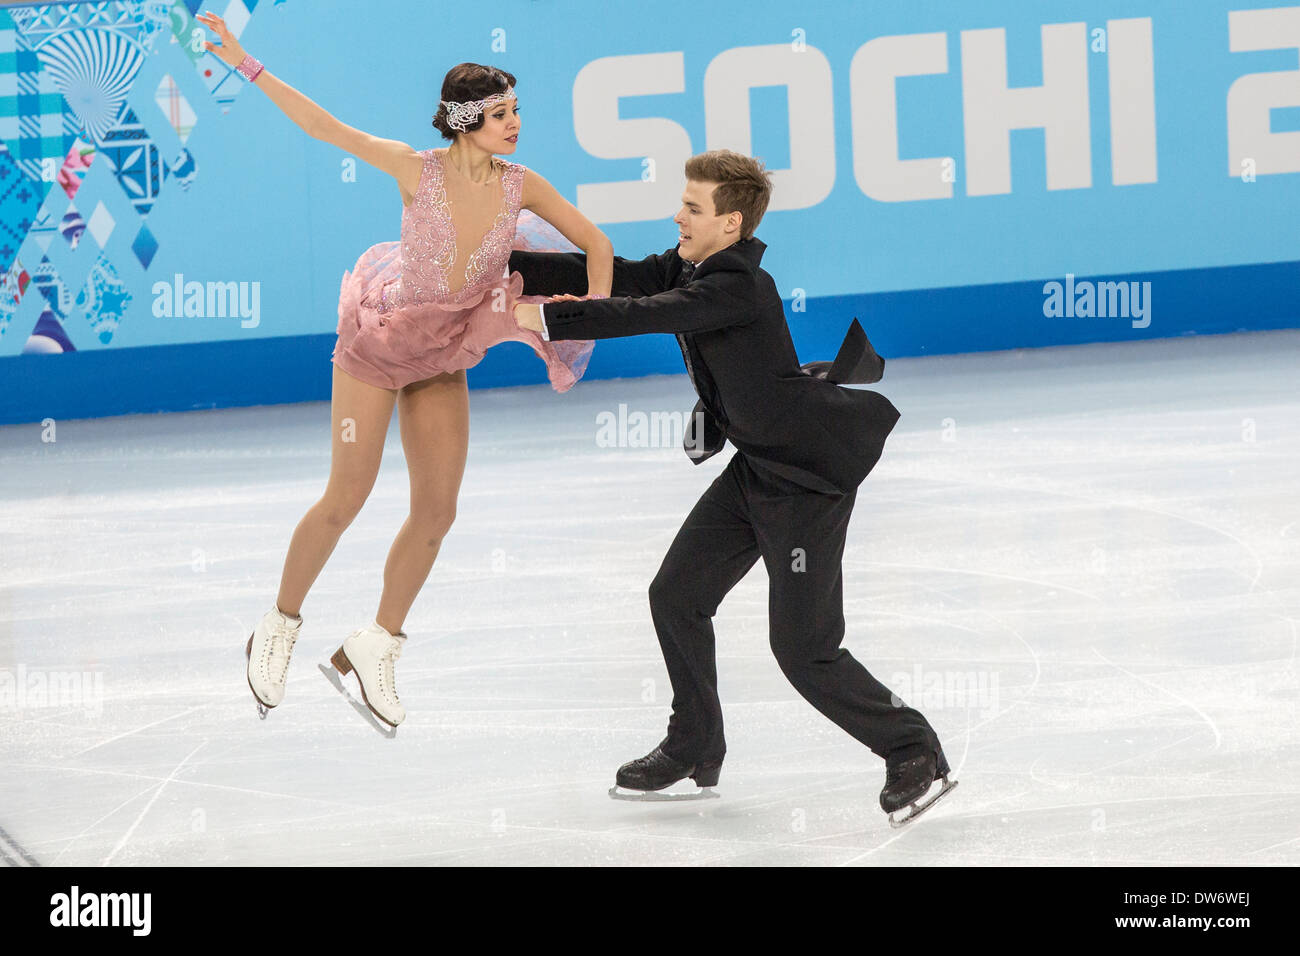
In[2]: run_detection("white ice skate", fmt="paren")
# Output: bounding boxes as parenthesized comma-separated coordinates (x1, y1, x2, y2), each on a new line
(245, 606, 303, 718)
(322, 621, 406, 733)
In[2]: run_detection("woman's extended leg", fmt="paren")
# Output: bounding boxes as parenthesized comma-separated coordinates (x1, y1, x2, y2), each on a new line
(374, 369, 470, 635)
(276, 364, 397, 616)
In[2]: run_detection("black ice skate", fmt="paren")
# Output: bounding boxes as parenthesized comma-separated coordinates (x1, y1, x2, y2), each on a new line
(880, 748, 958, 827)
(608, 744, 722, 802)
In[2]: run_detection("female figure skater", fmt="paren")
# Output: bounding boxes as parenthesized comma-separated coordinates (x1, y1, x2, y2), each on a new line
(196, 13, 612, 729)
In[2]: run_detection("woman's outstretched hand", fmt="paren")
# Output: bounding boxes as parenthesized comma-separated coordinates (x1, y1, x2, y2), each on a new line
(196, 11, 247, 69)
(513, 303, 543, 332)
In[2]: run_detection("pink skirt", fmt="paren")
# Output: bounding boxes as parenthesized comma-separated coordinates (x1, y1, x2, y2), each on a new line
(331, 239, 594, 392)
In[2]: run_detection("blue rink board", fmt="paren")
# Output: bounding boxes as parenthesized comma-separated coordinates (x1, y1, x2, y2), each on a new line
(2, 257, 1295, 425)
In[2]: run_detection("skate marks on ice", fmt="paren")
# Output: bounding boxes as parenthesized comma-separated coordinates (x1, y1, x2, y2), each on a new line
(318, 664, 397, 739)
(1089, 649, 1221, 749)
(99, 740, 207, 867)
(2, 331, 1298, 864)
(0, 824, 40, 867)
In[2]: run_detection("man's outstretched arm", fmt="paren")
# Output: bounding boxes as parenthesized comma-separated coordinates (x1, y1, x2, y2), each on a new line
(517, 271, 752, 341)
(508, 249, 674, 299)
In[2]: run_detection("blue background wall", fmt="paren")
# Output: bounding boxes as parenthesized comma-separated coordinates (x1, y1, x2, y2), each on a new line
(1, 0, 1297, 424)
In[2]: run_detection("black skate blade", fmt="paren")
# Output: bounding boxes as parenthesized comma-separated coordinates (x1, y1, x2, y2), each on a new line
(608, 784, 720, 802)
(318, 663, 397, 739)
(888, 776, 957, 828)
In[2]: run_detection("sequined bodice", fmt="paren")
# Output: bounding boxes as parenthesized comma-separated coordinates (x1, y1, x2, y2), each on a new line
(376, 148, 525, 311)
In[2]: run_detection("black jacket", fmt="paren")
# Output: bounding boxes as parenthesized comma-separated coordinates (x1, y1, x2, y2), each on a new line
(507, 237, 899, 494)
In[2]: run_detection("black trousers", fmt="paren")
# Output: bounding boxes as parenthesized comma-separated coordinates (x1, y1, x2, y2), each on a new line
(649, 452, 946, 772)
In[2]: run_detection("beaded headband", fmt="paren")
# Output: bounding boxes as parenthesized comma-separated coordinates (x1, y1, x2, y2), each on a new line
(438, 86, 516, 132)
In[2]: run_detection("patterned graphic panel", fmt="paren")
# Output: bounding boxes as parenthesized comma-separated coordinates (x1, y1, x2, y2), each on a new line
(0, 0, 277, 354)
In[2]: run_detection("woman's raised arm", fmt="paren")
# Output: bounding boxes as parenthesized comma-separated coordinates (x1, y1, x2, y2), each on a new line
(197, 11, 421, 197)
(521, 169, 614, 298)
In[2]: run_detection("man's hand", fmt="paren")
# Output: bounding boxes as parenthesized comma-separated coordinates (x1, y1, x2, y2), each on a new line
(517, 294, 611, 333)
(513, 303, 543, 332)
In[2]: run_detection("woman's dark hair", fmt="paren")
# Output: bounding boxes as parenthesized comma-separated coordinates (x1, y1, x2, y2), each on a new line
(432, 63, 517, 140)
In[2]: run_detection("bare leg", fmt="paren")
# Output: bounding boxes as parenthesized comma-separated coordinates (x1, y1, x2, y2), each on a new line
(276, 364, 397, 617)
(374, 370, 469, 635)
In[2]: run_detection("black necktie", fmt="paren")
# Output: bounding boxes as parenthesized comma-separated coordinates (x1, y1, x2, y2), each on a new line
(673, 260, 699, 388)
(671, 259, 722, 421)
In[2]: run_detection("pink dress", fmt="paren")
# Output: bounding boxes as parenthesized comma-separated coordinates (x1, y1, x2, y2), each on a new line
(332, 148, 594, 391)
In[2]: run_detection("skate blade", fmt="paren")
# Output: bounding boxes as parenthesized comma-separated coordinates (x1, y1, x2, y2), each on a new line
(888, 777, 958, 828)
(608, 784, 720, 802)
(318, 663, 397, 739)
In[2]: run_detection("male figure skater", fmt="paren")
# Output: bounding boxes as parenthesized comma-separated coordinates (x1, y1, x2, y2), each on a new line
(511, 150, 955, 824)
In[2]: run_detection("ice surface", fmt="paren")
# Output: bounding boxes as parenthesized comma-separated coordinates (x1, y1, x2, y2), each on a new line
(1, 330, 1297, 866)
